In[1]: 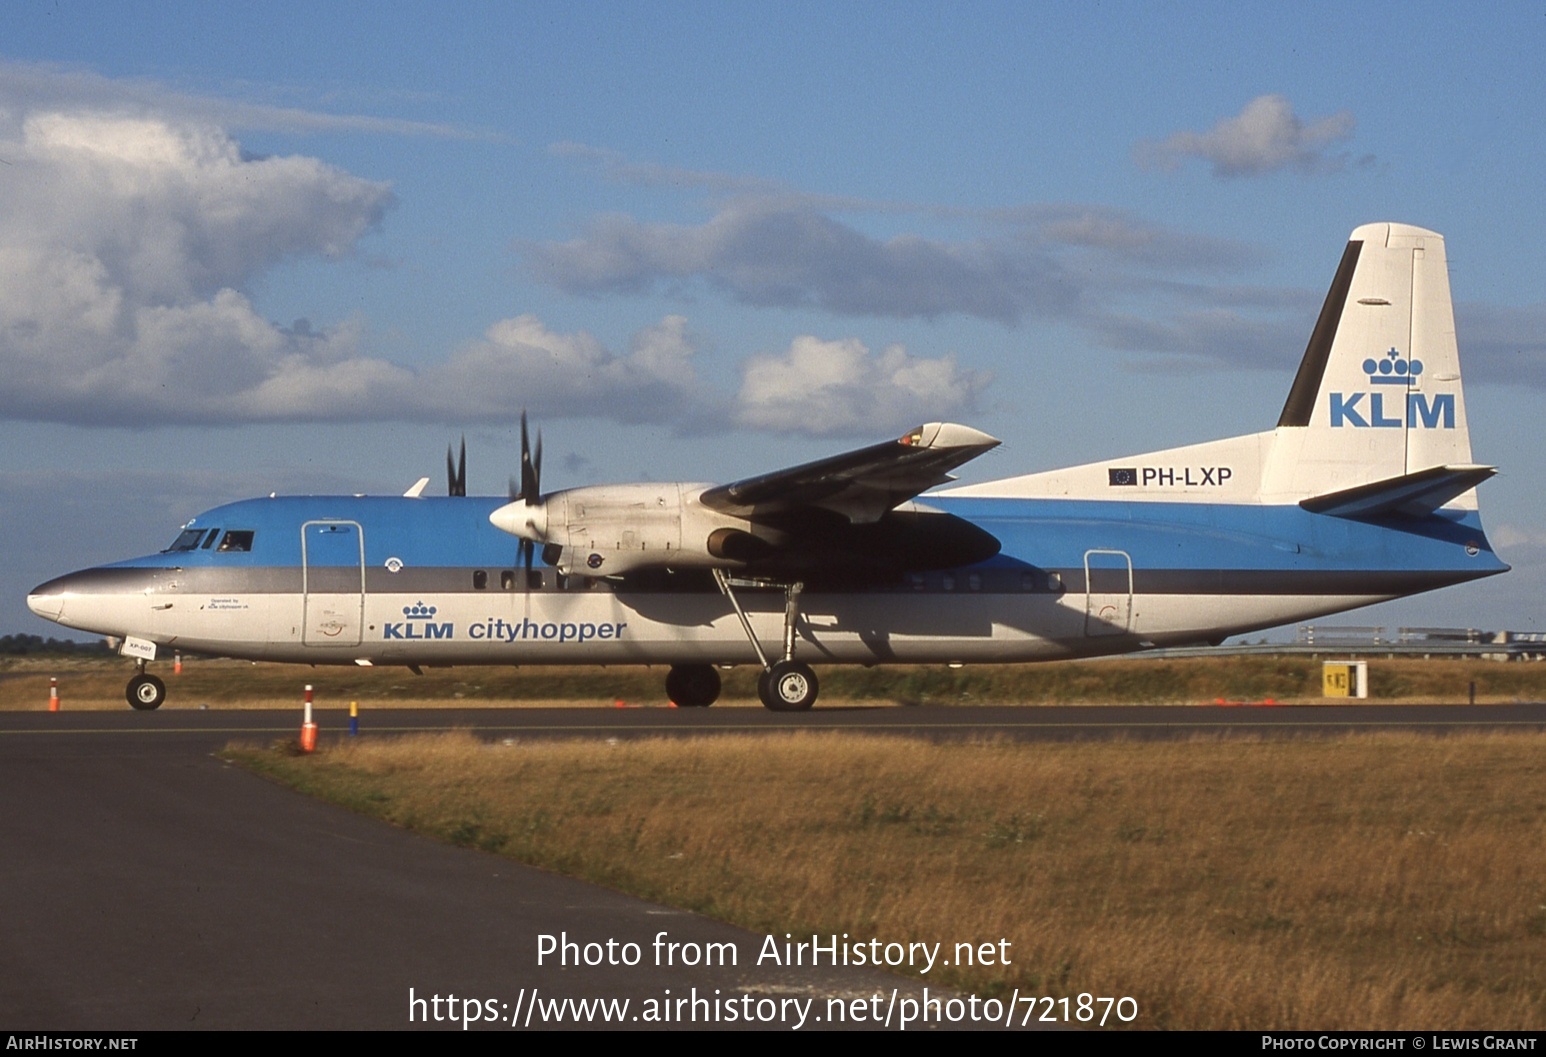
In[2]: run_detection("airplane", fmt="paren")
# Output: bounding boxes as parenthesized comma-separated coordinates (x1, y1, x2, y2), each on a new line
(27, 222, 1508, 712)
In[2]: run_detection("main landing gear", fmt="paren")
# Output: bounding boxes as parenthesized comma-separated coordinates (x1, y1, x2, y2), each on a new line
(713, 569, 819, 711)
(665, 663, 722, 708)
(126, 660, 166, 711)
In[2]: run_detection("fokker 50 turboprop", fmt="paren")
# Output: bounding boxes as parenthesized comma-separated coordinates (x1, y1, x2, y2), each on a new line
(28, 223, 1508, 711)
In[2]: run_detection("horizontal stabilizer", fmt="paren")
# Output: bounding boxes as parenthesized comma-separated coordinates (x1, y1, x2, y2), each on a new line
(1299, 464, 1496, 519)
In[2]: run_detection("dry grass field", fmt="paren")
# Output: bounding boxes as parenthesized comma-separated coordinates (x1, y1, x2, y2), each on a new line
(230, 730, 1546, 1030)
(5, 653, 1543, 709)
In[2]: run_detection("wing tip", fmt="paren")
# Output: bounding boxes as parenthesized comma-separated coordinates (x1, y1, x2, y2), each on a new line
(901, 422, 1000, 450)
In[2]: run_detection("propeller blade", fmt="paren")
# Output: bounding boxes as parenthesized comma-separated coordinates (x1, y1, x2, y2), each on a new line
(446, 436, 467, 496)
(500, 411, 551, 575)
(519, 412, 538, 501)
(533, 430, 543, 498)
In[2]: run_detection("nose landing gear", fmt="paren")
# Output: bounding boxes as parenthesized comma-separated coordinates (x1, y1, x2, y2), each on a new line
(126, 660, 166, 711)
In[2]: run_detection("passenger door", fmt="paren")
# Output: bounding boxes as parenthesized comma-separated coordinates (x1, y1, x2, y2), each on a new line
(1083, 549, 1133, 637)
(302, 520, 365, 647)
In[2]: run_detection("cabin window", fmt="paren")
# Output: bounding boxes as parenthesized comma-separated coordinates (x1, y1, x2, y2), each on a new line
(526, 570, 544, 591)
(908, 573, 925, 591)
(217, 530, 254, 552)
(473, 570, 488, 590)
(555, 573, 569, 591)
(942, 573, 955, 592)
(500, 570, 515, 590)
(1020, 571, 1037, 592)
(967, 573, 982, 592)
(1046, 572, 1063, 592)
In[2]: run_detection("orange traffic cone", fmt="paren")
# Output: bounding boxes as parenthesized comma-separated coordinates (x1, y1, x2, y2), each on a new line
(299, 684, 318, 753)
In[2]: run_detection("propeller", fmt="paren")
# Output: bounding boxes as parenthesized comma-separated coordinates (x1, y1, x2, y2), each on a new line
(446, 436, 467, 497)
(504, 412, 546, 572)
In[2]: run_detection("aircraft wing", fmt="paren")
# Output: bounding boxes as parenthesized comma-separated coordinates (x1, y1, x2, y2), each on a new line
(699, 422, 1000, 524)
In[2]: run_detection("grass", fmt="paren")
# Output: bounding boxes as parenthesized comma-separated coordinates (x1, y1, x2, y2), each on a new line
(5, 654, 1544, 709)
(228, 729, 1546, 1030)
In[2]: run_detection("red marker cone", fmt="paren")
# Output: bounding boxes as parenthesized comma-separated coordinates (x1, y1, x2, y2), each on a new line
(299, 684, 318, 753)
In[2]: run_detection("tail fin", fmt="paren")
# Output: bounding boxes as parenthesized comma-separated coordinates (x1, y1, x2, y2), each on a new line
(1267, 223, 1480, 502)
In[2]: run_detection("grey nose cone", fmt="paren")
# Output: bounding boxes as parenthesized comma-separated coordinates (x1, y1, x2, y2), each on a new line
(27, 581, 65, 622)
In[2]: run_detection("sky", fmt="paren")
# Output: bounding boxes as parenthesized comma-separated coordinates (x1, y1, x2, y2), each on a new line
(2, 1, 1542, 639)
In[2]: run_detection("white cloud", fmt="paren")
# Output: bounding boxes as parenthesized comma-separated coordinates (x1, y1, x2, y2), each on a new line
(523, 186, 1322, 378)
(526, 200, 1191, 324)
(0, 109, 980, 437)
(736, 336, 988, 435)
(416, 314, 719, 426)
(1136, 94, 1358, 177)
(20, 75, 1525, 443)
(0, 59, 481, 139)
(0, 105, 397, 426)
(1490, 524, 1546, 550)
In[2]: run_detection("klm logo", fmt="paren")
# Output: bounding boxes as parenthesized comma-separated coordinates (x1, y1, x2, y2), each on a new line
(1364, 347, 1422, 386)
(383, 601, 454, 640)
(1329, 348, 1454, 429)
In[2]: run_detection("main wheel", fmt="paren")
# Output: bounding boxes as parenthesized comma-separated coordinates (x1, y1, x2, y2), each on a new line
(758, 660, 818, 712)
(126, 674, 166, 711)
(665, 664, 721, 708)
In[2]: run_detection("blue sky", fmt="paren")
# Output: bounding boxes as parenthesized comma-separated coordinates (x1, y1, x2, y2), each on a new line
(3, 1, 1542, 636)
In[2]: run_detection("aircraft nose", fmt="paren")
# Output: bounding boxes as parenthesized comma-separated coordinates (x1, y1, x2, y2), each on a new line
(27, 579, 66, 622)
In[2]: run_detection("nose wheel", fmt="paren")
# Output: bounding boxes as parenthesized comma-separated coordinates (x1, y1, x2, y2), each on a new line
(126, 673, 166, 711)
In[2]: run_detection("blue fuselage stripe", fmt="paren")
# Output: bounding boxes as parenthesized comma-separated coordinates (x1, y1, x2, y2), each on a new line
(95, 494, 1503, 585)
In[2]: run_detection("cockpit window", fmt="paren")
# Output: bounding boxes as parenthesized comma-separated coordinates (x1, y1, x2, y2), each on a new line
(216, 530, 255, 553)
(165, 528, 209, 552)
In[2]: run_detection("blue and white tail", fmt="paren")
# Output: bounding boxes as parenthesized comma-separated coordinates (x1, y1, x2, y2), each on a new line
(946, 222, 1493, 513)
(1262, 222, 1488, 509)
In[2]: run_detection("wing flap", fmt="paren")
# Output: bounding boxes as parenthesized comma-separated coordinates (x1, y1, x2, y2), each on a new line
(700, 422, 1000, 523)
(1299, 464, 1496, 519)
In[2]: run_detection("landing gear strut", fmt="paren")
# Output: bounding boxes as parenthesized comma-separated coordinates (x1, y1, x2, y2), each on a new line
(713, 570, 819, 711)
(126, 661, 166, 711)
(665, 664, 721, 708)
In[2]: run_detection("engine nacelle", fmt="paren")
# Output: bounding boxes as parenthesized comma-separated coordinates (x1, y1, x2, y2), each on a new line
(490, 484, 999, 581)
(491, 483, 779, 578)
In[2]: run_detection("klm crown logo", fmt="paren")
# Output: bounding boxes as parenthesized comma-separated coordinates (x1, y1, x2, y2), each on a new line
(1363, 347, 1423, 386)
(386, 601, 453, 641)
(1330, 346, 1453, 430)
